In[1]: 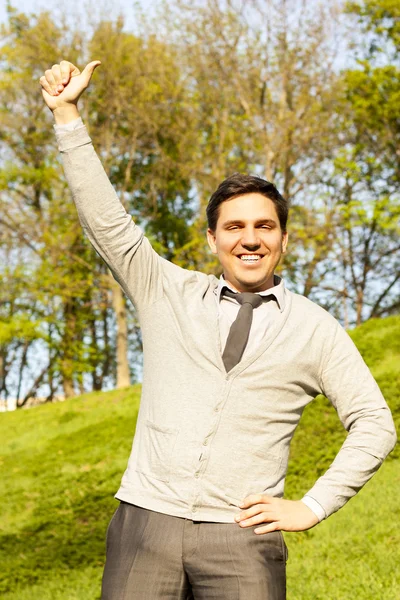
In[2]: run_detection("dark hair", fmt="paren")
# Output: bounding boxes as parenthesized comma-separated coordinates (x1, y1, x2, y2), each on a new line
(206, 173, 289, 233)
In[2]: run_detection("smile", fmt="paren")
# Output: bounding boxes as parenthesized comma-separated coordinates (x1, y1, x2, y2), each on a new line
(238, 254, 263, 263)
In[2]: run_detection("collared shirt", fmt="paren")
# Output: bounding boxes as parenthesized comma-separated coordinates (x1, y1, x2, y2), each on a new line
(215, 274, 286, 358)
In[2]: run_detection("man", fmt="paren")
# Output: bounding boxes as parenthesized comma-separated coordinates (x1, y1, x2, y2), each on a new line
(40, 61, 396, 600)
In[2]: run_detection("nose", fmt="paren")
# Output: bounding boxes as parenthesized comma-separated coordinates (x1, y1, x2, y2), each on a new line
(241, 227, 260, 249)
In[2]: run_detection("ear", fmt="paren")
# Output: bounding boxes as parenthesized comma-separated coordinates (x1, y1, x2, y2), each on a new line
(281, 231, 288, 254)
(207, 228, 218, 254)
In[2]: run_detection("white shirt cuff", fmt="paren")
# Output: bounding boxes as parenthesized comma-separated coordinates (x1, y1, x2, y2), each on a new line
(53, 117, 85, 136)
(301, 495, 326, 521)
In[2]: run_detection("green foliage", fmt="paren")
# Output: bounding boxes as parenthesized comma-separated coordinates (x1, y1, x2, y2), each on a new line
(87, 18, 198, 265)
(0, 317, 398, 598)
(0, 9, 122, 398)
(326, 0, 400, 325)
(346, 0, 400, 57)
(0, 315, 42, 345)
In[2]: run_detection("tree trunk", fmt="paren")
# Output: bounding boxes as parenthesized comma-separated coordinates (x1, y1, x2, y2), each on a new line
(355, 288, 364, 326)
(110, 274, 131, 388)
(61, 298, 77, 399)
(62, 372, 75, 399)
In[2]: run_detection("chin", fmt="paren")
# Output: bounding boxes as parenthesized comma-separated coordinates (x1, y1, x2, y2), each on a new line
(236, 278, 266, 292)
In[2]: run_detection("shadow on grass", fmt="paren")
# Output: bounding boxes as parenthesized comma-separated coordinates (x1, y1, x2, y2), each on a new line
(0, 417, 135, 596)
(0, 492, 112, 595)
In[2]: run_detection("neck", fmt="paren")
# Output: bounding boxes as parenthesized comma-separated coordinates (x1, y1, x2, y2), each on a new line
(222, 275, 277, 293)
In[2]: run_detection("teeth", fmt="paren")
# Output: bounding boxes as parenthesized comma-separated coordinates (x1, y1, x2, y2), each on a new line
(240, 255, 261, 261)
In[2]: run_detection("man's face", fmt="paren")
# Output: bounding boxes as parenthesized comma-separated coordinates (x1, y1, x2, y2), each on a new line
(207, 193, 288, 292)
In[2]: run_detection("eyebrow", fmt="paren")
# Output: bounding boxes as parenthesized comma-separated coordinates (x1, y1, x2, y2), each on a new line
(222, 218, 278, 228)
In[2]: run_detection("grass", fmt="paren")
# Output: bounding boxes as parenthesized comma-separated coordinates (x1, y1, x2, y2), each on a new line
(0, 316, 399, 599)
(0, 387, 140, 600)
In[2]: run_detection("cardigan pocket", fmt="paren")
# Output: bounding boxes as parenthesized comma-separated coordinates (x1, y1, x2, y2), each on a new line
(225, 449, 283, 504)
(136, 420, 179, 483)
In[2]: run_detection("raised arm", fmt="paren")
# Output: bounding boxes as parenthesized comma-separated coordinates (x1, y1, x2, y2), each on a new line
(40, 61, 163, 310)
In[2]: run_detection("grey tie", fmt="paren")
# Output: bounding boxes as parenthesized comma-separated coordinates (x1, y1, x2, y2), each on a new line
(222, 289, 263, 372)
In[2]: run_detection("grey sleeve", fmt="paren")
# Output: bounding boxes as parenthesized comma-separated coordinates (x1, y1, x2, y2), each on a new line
(304, 322, 397, 518)
(57, 126, 163, 310)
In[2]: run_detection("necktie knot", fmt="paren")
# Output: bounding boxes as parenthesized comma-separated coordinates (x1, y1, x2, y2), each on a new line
(222, 288, 263, 309)
(235, 292, 263, 309)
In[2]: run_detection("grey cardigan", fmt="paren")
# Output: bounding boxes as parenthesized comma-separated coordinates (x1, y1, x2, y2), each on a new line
(58, 126, 397, 522)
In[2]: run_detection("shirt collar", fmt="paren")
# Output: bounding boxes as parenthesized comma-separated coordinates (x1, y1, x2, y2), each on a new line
(214, 275, 286, 312)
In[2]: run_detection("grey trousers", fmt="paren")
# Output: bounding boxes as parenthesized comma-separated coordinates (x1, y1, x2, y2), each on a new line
(101, 502, 287, 600)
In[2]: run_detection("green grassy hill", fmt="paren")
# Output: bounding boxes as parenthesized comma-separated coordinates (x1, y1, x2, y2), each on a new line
(0, 316, 399, 600)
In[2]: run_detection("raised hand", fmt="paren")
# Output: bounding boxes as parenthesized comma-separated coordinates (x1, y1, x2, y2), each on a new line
(40, 60, 101, 121)
(234, 494, 319, 534)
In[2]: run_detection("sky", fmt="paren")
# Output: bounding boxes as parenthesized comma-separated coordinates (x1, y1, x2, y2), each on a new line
(1, 0, 351, 70)
(0, 0, 158, 27)
(0, 0, 347, 28)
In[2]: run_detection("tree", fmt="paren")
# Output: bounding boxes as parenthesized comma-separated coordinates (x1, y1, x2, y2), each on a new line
(0, 7, 116, 401)
(327, 0, 400, 324)
(160, 0, 344, 291)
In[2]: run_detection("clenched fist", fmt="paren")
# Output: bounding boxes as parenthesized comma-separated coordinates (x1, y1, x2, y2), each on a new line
(40, 60, 101, 123)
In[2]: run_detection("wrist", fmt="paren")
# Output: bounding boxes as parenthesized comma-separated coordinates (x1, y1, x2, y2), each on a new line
(301, 496, 325, 522)
(53, 104, 80, 125)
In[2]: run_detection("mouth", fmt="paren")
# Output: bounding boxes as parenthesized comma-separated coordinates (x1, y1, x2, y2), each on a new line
(237, 254, 263, 264)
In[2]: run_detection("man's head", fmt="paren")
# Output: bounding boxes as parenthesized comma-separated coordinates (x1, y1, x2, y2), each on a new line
(206, 174, 289, 293)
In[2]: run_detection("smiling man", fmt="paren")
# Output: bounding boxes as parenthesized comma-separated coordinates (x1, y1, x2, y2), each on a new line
(206, 188, 288, 293)
(40, 61, 396, 600)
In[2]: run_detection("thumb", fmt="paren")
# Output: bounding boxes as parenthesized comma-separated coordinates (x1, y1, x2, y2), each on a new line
(81, 60, 101, 84)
